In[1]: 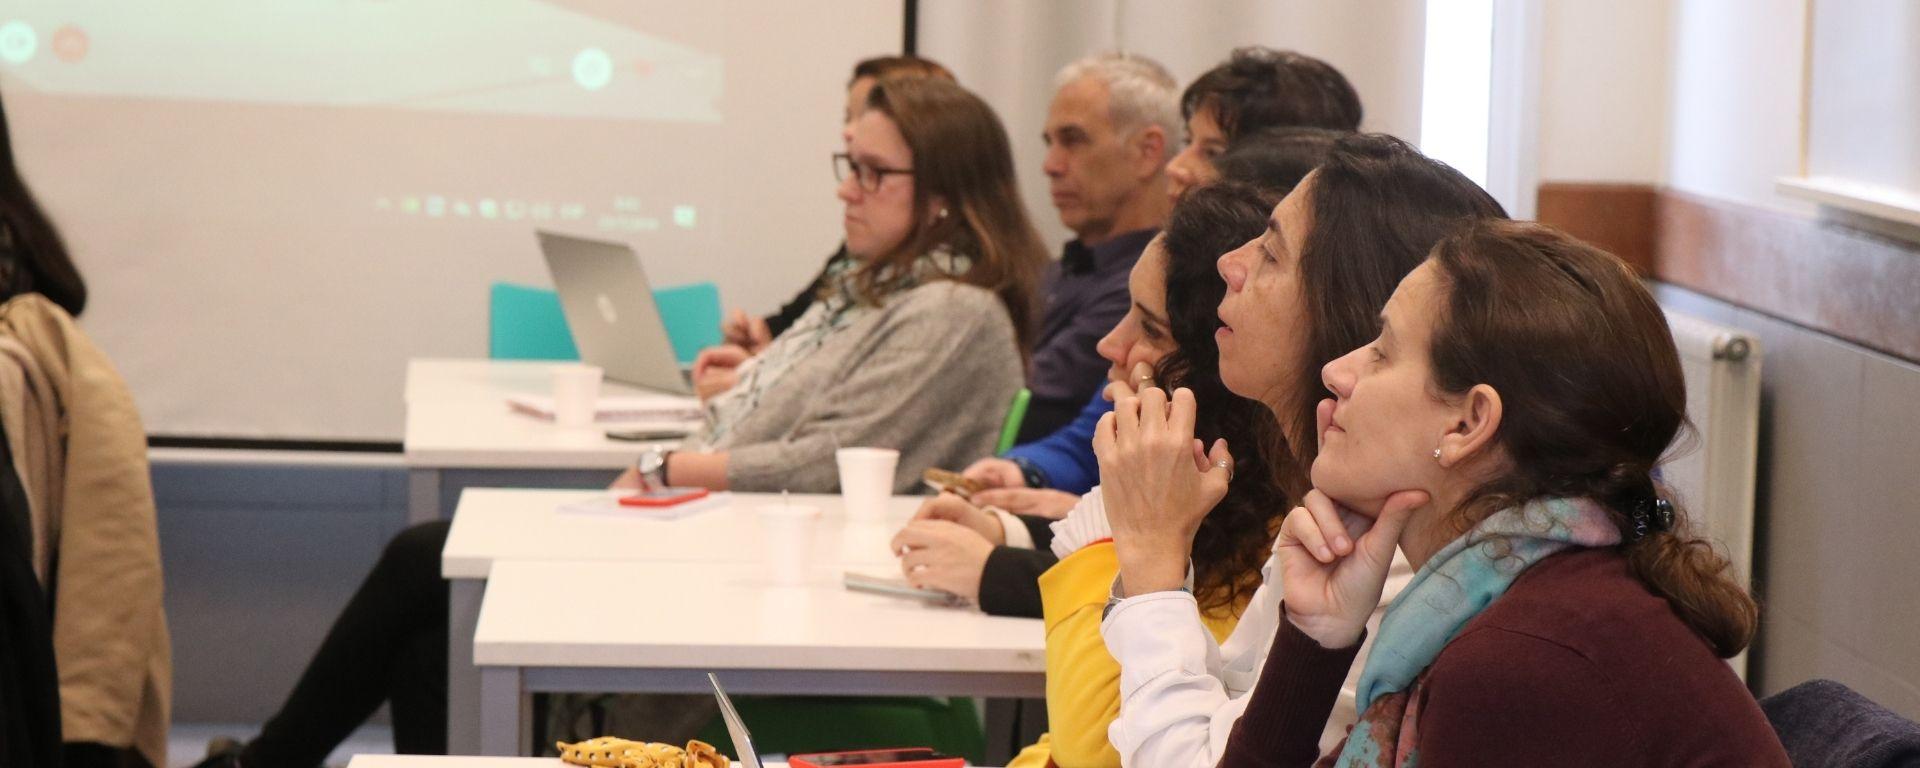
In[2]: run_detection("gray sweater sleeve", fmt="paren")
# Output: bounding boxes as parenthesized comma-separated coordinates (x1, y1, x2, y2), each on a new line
(722, 282, 1024, 493)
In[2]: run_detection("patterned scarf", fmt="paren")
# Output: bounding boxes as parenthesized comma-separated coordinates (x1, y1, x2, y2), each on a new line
(1323, 497, 1621, 768)
(698, 246, 972, 446)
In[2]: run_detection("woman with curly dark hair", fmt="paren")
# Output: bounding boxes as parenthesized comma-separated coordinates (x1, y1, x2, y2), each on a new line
(1090, 133, 1507, 767)
(978, 180, 1290, 768)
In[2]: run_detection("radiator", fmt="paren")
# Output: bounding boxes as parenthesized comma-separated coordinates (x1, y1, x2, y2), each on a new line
(1660, 309, 1763, 680)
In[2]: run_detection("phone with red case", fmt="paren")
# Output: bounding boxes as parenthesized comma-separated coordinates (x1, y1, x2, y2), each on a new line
(789, 748, 965, 767)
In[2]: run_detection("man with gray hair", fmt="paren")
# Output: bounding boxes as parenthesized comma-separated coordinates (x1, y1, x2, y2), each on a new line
(1015, 51, 1179, 442)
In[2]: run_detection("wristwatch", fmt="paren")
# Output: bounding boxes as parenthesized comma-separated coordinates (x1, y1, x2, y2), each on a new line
(635, 447, 672, 490)
(1007, 455, 1049, 489)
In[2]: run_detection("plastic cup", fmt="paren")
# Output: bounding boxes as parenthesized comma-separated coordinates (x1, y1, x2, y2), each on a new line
(757, 504, 821, 585)
(551, 364, 603, 427)
(836, 447, 899, 522)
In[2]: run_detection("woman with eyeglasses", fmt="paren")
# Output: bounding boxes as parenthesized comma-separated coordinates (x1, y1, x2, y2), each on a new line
(697, 54, 956, 397)
(617, 77, 1047, 494)
(191, 77, 1044, 768)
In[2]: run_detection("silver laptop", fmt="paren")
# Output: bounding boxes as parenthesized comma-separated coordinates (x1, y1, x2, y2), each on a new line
(537, 230, 694, 395)
(709, 673, 764, 768)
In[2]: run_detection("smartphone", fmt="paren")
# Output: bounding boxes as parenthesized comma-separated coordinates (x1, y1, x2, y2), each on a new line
(790, 748, 964, 767)
(606, 428, 692, 441)
(618, 487, 710, 507)
(842, 572, 966, 607)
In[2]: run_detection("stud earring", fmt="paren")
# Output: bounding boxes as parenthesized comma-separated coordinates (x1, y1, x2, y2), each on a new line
(1431, 448, 1442, 461)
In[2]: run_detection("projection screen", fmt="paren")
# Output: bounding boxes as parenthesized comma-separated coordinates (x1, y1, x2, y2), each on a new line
(3, 0, 904, 441)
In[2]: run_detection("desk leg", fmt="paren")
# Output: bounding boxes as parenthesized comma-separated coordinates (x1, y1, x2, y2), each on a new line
(479, 666, 528, 756)
(408, 468, 442, 525)
(447, 578, 484, 754)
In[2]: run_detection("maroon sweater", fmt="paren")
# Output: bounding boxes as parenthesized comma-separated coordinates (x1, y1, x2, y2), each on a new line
(1220, 548, 1789, 767)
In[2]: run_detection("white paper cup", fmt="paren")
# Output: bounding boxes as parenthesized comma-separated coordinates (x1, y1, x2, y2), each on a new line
(551, 364, 603, 426)
(757, 504, 821, 586)
(836, 447, 899, 522)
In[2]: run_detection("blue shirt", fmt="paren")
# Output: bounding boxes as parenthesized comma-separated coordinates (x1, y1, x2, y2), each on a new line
(1001, 389, 1111, 495)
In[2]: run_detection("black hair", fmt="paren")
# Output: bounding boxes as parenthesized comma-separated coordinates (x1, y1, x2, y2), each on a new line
(1181, 47, 1362, 138)
(1156, 181, 1290, 613)
(1214, 125, 1347, 195)
(0, 92, 87, 317)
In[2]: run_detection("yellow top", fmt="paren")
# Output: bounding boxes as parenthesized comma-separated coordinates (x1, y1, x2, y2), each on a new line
(1006, 541, 1241, 768)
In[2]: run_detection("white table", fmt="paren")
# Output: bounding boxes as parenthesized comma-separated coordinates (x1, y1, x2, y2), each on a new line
(474, 560, 1046, 756)
(348, 758, 567, 768)
(404, 359, 698, 522)
(347, 759, 805, 768)
(445, 489, 931, 757)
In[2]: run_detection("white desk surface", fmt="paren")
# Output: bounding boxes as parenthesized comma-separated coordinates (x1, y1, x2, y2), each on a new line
(442, 489, 926, 579)
(405, 359, 699, 470)
(347, 758, 566, 768)
(474, 559, 1044, 672)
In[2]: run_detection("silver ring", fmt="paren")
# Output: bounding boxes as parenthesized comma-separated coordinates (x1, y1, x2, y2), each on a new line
(1214, 459, 1232, 480)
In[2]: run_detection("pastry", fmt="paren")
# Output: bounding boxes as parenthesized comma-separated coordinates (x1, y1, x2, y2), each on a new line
(557, 737, 731, 768)
(921, 467, 983, 499)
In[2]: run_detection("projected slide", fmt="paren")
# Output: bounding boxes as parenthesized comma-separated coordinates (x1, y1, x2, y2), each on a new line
(3, 1, 732, 240)
(3, 0, 898, 440)
(0, 0, 722, 122)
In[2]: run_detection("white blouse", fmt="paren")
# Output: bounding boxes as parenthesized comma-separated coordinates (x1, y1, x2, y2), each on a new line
(1098, 540, 1413, 767)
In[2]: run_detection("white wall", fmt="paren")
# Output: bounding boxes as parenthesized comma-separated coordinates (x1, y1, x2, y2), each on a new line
(917, 0, 1427, 249)
(1536, 0, 1673, 183)
(1537, 0, 1810, 216)
(1664, 0, 1811, 213)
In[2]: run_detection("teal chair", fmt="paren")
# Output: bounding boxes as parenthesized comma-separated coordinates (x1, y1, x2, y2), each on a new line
(488, 282, 723, 365)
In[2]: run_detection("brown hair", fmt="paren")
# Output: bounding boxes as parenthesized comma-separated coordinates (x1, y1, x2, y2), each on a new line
(1182, 47, 1362, 138)
(855, 78, 1047, 354)
(850, 55, 956, 87)
(1266, 134, 1506, 497)
(1426, 219, 1758, 657)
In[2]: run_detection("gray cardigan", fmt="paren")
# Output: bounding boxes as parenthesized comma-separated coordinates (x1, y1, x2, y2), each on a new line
(687, 281, 1024, 493)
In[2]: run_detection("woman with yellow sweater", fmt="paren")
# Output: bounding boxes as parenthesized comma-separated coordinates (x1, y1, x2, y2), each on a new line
(1000, 181, 1291, 768)
(1022, 136, 1507, 768)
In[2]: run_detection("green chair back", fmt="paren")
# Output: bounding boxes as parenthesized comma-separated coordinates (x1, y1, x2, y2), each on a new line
(488, 281, 722, 365)
(693, 696, 984, 765)
(996, 388, 1032, 454)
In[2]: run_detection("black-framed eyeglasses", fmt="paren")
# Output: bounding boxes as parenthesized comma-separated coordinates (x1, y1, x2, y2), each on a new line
(833, 152, 913, 192)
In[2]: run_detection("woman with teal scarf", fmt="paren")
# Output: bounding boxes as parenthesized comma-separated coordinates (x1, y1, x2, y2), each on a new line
(1100, 220, 1787, 765)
